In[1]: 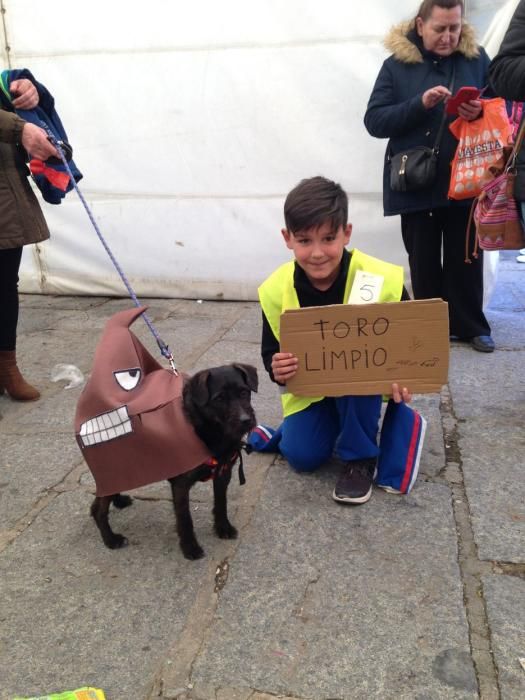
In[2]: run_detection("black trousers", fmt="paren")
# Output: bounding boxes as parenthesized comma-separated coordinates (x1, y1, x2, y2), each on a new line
(0, 246, 23, 351)
(401, 206, 491, 338)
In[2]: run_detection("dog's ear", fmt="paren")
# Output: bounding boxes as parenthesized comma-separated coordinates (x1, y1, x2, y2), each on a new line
(189, 370, 211, 406)
(232, 363, 258, 393)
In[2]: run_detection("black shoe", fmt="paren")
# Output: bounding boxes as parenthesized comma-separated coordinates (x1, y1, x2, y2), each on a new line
(470, 335, 495, 353)
(332, 458, 377, 505)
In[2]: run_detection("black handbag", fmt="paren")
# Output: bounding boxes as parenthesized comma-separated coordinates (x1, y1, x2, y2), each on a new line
(389, 146, 439, 192)
(389, 66, 456, 193)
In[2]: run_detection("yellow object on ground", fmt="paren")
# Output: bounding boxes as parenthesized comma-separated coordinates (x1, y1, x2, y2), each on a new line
(13, 688, 105, 700)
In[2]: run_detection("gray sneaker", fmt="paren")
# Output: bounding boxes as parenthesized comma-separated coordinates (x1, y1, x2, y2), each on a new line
(332, 458, 377, 504)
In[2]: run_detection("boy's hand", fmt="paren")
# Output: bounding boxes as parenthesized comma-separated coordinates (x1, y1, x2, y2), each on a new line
(391, 383, 412, 404)
(272, 352, 298, 384)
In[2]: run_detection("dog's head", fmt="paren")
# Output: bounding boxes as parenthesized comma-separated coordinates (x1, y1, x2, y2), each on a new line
(183, 364, 258, 454)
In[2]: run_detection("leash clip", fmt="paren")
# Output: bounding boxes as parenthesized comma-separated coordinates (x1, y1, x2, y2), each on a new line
(46, 138, 73, 165)
(166, 352, 179, 376)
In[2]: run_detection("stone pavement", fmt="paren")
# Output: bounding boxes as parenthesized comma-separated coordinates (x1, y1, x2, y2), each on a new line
(0, 252, 523, 700)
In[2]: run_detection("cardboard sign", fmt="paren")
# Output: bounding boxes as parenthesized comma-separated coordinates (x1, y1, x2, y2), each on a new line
(280, 299, 449, 396)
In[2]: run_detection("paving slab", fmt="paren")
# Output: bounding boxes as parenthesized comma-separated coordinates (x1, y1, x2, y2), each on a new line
(482, 575, 525, 700)
(458, 423, 525, 563)
(0, 432, 84, 532)
(447, 322, 525, 562)
(0, 480, 262, 700)
(189, 465, 476, 700)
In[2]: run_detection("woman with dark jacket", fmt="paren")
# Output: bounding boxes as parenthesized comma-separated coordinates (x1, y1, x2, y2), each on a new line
(364, 0, 494, 352)
(0, 77, 57, 400)
(489, 0, 525, 214)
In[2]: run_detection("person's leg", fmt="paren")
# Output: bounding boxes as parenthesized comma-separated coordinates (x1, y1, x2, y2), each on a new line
(334, 395, 382, 460)
(519, 204, 525, 261)
(0, 247, 23, 352)
(441, 206, 492, 346)
(332, 395, 382, 505)
(0, 247, 41, 400)
(279, 399, 339, 472)
(401, 210, 443, 299)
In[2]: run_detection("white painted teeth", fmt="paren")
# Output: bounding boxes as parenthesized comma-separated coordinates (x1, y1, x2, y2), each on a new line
(79, 406, 132, 447)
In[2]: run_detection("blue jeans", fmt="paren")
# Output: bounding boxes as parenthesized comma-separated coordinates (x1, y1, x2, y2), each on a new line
(279, 395, 382, 472)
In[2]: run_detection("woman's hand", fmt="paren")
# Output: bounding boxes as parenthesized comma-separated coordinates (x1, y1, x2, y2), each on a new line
(391, 383, 412, 404)
(422, 85, 451, 109)
(457, 99, 482, 121)
(9, 79, 39, 110)
(272, 352, 298, 384)
(21, 123, 58, 160)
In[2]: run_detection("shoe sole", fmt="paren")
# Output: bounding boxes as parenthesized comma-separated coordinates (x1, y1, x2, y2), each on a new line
(471, 344, 495, 353)
(332, 487, 372, 505)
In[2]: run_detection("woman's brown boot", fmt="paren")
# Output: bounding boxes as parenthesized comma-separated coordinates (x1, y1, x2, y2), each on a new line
(0, 350, 40, 401)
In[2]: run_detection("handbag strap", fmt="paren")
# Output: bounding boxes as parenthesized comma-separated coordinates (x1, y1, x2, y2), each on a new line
(433, 62, 456, 155)
(507, 115, 525, 171)
(387, 62, 456, 162)
(510, 101, 524, 138)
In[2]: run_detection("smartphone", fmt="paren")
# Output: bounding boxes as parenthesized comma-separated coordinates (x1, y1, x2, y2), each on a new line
(445, 86, 485, 116)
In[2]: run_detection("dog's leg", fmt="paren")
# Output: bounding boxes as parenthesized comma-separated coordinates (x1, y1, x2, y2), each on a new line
(112, 493, 133, 509)
(90, 494, 128, 549)
(213, 469, 237, 540)
(169, 474, 204, 560)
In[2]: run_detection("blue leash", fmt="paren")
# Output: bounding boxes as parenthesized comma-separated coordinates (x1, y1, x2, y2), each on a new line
(40, 130, 178, 374)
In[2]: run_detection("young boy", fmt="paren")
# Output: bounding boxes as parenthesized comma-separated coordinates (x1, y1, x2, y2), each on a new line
(259, 176, 412, 505)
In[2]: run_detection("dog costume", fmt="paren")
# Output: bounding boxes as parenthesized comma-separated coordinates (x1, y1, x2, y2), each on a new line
(75, 307, 211, 496)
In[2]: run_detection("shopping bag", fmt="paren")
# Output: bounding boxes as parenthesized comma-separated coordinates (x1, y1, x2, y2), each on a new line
(448, 98, 513, 200)
(467, 116, 525, 255)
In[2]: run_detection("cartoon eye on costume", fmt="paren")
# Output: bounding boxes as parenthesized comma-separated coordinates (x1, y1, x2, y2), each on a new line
(114, 368, 142, 391)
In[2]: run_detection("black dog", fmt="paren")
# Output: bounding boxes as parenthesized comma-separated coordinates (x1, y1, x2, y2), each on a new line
(90, 363, 257, 559)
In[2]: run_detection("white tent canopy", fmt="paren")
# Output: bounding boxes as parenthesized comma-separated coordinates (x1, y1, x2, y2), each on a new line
(1, 0, 509, 299)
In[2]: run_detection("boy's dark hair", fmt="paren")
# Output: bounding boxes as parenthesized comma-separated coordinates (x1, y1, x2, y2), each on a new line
(284, 176, 348, 234)
(416, 0, 464, 21)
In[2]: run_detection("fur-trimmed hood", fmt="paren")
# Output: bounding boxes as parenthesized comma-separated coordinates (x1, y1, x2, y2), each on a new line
(384, 19, 479, 63)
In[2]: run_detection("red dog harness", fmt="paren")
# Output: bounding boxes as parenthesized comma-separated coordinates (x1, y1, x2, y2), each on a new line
(202, 450, 246, 485)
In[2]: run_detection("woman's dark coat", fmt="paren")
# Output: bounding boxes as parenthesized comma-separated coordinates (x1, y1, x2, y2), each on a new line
(0, 109, 49, 250)
(364, 20, 490, 216)
(488, 0, 525, 201)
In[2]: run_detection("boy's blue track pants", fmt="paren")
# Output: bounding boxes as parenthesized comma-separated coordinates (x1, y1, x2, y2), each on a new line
(279, 395, 382, 472)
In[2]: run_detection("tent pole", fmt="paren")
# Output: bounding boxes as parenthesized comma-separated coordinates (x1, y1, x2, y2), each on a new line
(0, 0, 12, 69)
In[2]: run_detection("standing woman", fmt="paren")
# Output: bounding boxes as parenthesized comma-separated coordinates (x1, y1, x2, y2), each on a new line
(0, 77, 57, 400)
(364, 0, 495, 352)
(489, 0, 525, 238)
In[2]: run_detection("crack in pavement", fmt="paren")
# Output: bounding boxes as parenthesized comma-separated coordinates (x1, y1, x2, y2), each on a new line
(439, 385, 501, 700)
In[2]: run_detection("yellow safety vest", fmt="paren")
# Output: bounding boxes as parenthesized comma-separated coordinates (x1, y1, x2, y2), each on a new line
(258, 248, 404, 417)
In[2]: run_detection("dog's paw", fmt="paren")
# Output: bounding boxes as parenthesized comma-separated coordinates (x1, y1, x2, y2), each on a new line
(106, 534, 128, 549)
(181, 541, 205, 560)
(112, 494, 133, 509)
(215, 522, 238, 540)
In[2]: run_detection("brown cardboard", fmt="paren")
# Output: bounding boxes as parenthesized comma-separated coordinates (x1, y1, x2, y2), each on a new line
(280, 299, 449, 396)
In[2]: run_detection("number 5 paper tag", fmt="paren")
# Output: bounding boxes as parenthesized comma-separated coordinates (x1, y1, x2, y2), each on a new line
(347, 270, 384, 305)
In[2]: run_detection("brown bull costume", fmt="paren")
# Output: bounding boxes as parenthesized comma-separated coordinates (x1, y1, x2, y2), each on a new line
(75, 307, 211, 496)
